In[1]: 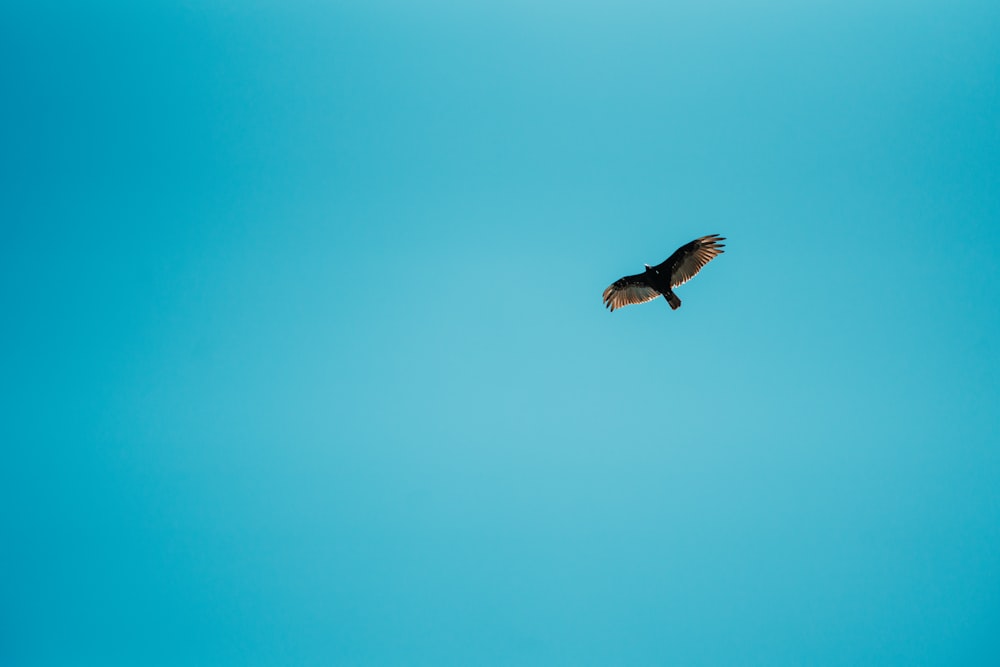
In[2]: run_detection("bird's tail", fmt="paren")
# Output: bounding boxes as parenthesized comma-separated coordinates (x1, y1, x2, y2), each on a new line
(664, 291, 681, 310)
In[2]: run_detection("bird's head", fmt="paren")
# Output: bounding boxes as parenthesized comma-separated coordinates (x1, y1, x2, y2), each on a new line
(644, 263, 652, 270)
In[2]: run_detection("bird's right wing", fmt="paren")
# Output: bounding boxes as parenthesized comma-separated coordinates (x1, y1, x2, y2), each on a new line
(602, 273, 661, 311)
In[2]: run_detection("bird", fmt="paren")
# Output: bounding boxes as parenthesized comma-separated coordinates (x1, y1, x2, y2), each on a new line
(602, 234, 726, 312)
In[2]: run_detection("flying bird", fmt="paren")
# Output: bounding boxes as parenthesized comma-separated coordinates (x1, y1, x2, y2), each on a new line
(603, 234, 726, 312)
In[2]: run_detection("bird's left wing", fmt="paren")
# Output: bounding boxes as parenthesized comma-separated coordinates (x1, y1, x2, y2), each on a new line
(655, 234, 726, 288)
(602, 273, 661, 311)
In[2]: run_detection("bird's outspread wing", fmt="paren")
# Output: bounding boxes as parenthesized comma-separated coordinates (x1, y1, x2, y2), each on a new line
(655, 234, 726, 288)
(602, 273, 661, 311)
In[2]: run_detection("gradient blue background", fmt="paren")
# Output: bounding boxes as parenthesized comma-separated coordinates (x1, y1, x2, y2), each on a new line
(3, 1, 999, 665)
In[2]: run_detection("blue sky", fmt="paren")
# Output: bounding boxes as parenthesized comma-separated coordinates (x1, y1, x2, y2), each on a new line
(2, 1, 999, 665)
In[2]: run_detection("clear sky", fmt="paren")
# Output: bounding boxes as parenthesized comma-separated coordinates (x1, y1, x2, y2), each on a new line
(2, 1, 999, 665)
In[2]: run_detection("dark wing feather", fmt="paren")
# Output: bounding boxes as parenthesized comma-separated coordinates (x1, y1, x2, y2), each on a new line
(654, 234, 726, 288)
(602, 273, 661, 311)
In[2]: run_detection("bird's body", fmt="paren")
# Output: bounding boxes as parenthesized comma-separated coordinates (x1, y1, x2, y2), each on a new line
(635, 265, 682, 309)
(602, 234, 725, 312)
